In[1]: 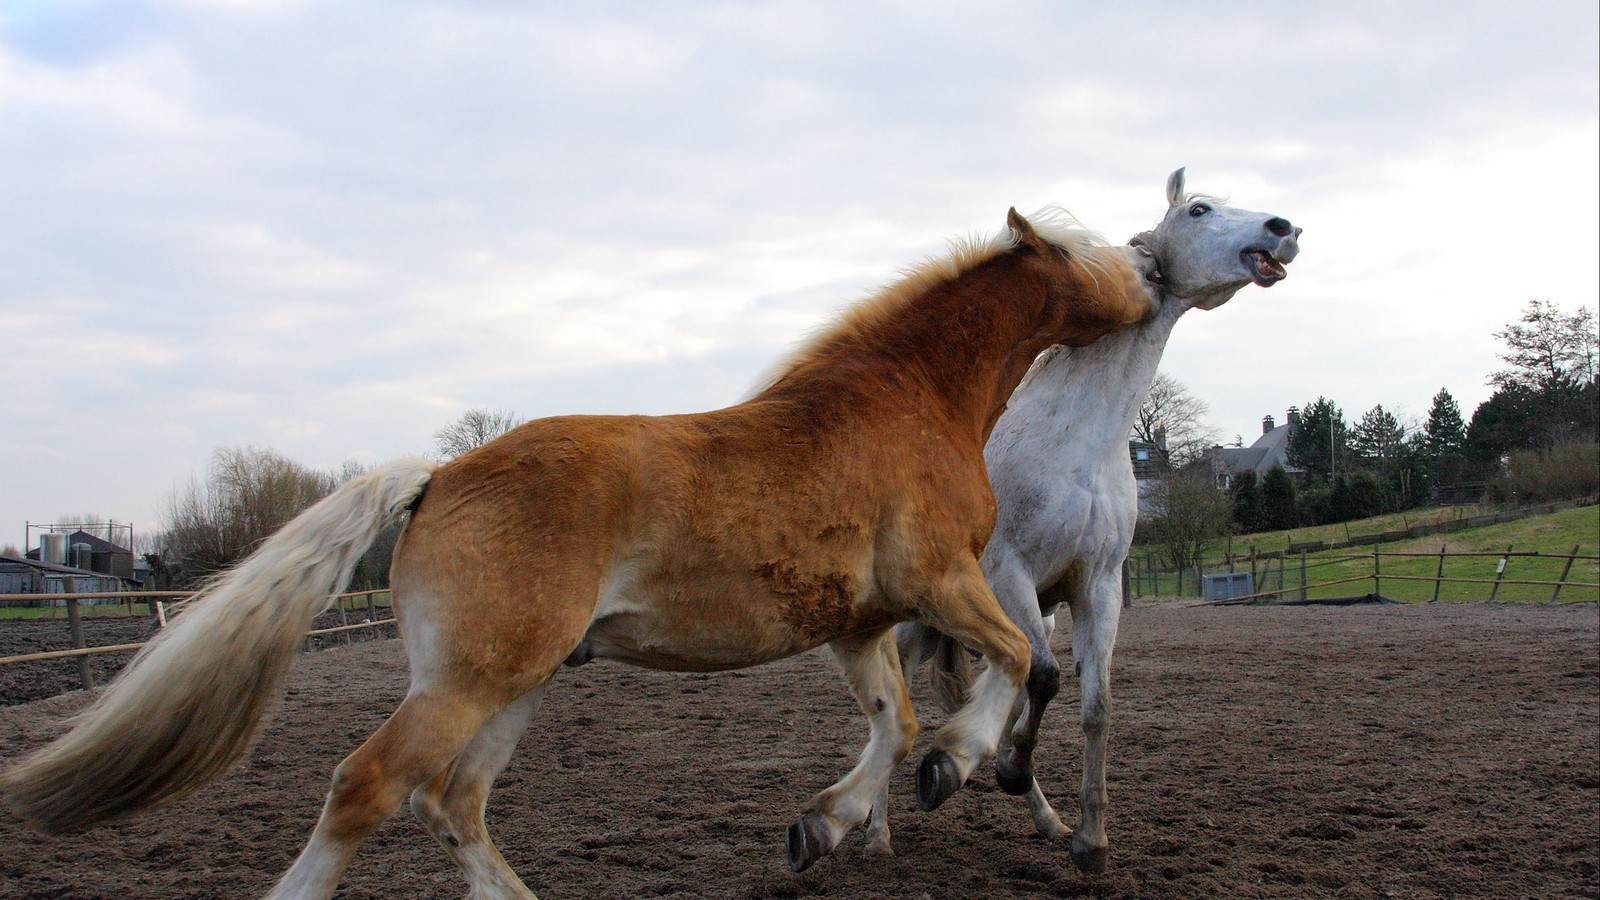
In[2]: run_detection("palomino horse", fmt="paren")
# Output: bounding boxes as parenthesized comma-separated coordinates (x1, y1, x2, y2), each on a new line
(869, 169, 1302, 872)
(2, 209, 1157, 898)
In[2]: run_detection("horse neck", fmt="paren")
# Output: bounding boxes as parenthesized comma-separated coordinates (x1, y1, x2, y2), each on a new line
(1004, 296, 1186, 460)
(765, 252, 1058, 446)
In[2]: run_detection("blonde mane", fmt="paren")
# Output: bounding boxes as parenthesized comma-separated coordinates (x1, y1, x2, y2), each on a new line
(746, 208, 1110, 398)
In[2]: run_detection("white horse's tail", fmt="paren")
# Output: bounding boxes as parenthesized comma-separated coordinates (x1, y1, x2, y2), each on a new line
(928, 631, 974, 714)
(0, 458, 437, 835)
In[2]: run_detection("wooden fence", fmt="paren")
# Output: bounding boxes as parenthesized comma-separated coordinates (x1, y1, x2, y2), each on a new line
(1129, 545, 1599, 606)
(0, 582, 395, 691)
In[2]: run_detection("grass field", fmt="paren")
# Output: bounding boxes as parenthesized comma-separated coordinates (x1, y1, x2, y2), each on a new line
(1131, 504, 1599, 603)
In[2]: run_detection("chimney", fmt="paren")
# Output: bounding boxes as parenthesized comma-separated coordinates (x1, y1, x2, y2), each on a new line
(1287, 407, 1300, 429)
(1262, 415, 1275, 435)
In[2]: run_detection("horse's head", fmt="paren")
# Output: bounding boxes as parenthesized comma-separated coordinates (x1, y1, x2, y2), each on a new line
(1133, 168, 1302, 311)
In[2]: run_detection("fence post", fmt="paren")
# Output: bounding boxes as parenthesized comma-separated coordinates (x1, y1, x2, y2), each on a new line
(1299, 550, 1308, 601)
(1432, 544, 1446, 603)
(1121, 560, 1131, 609)
(337, 594, 351, 646)
(1488, 544, 1513, 601)
(1249, 547, 1258, 593)
(63, 576, 94, 691)
(1373, 549, 1381, 598)
(1550, 544, 1580, 602)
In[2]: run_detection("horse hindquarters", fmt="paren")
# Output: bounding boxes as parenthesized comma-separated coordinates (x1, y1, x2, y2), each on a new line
(274, 478, 610, 899)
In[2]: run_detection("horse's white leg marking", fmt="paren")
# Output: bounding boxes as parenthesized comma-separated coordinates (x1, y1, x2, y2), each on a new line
(998, 605, 1070, 839)
(862, 624, 924, 858)
(410, 686, 549, 900)
(789, 630, 916, 870)
(268, 689, 502, 900)
(1067, 569, 1122, 872)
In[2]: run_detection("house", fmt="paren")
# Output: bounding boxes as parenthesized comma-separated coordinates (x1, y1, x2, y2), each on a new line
(1130, 430, 1170, 519)
(1206, 409, 1303, 490)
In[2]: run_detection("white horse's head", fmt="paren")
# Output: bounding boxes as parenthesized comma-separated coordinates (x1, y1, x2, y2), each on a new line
(1132, 168, 1302, 311)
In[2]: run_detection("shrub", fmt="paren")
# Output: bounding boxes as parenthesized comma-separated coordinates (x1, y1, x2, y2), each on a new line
(1486, 440, 1599, 504)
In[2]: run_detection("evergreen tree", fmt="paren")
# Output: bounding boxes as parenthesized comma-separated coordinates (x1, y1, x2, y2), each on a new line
(1228, 470, 1262, 533)
(1423, 388, 1466, 458)
(1286, 396, 1349, 483)
(1351, 404, 1405, 468)
(1260, 465, 1297, 530)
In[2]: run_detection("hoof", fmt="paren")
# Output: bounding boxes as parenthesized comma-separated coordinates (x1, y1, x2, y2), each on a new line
(861, 834, 895, 859)
(1070, 833, 1109, 874)
(786, 813, 833, 873)
(915, 750, 963, 812)
(993, 750, 1034, 796)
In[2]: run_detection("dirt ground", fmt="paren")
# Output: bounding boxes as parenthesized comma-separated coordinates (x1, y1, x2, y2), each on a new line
(0, 602, 1595, 899)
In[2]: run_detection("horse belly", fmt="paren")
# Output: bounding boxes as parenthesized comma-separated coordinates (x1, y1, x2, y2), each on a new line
(578, 564, 891, 672)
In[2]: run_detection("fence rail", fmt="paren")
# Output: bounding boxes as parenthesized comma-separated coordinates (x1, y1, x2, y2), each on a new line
(1130, 544, 1598, 605)
(0, 585, 395, 691)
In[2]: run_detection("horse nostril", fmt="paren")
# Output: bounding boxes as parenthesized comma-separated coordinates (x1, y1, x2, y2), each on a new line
(1265, 217, 1293, 238)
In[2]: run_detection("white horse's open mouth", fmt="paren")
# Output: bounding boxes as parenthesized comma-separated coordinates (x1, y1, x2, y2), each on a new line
(1242, 249, 1288, 286)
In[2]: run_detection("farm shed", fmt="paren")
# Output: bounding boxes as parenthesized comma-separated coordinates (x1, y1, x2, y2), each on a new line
(24, 529, 135, 581)
(0, 556, 133, 604)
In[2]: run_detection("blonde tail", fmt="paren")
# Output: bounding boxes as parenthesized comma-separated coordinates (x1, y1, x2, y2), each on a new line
(0, 458, 436, 834)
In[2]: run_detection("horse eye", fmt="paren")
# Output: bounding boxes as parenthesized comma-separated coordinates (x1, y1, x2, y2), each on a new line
(1189, 204, 1210, 217)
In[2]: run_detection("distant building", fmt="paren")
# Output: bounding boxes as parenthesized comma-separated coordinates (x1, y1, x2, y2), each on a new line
(0, 555, 132, 598)
(1206, 408, 1304, 490)
(1131, 428, 1169, 519)
(24, 529, 135, 580)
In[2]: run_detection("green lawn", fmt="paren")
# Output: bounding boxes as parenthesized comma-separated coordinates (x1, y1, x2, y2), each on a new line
(1131, 504, 1599, 603)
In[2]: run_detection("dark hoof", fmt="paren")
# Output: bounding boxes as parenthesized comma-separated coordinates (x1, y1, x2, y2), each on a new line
(1070, 834, 1109, 874)
(915, 750, 963, 812)
(993, 750, 1034, 796)
(786, 813, 832, 873)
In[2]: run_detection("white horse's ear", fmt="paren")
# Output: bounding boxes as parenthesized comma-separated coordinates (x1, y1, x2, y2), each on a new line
(1166, 168, 1186, 208)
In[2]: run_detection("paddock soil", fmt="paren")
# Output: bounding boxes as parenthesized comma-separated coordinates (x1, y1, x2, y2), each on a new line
(0, 602, 1595, 899)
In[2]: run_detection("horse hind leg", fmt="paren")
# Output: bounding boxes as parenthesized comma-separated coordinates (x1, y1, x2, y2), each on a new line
(862, 621, 926, 858)
(787, 629, 917, 873)
(410, 685, 550, 899)
(267, 687, 510, 900)
(912, 564, 1031, 814)
(1066, 571, 1123, 874)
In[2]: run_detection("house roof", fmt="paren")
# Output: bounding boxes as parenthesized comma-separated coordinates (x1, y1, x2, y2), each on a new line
(1211, 423, 1296, 476)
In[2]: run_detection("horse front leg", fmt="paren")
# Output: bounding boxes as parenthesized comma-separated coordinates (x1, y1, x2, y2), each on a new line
(1066, 569, 1123, 874)
(786, 629, 917, 873)
(911, 564, 1030, 813)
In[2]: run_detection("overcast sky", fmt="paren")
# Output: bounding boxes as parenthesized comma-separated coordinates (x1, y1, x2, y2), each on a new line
(2, 0, 1596, 546)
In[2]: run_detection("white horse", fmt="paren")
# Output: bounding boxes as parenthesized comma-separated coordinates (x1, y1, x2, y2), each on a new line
(870, 169, 1302, 872)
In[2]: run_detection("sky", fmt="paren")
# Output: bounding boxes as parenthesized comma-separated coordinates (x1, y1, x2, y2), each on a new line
(1, 0, 1596, 549)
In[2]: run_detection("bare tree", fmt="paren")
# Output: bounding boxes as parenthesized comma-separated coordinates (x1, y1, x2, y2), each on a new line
(158, 446, 337, 586)
(1491, 300, 1598, 393)
(1140, 464, 1234, 572)
(47, 513, 134, 550)
(433, 408, 525, 460)
(1, 543, 20, 558)
(1132, 372, 1219, 467)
